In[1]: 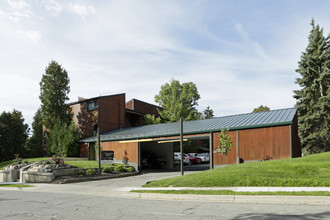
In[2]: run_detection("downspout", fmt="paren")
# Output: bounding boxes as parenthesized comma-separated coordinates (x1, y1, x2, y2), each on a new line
(290, 125, 292, 158)
(138, 142, 141, 172)
(210, 132, 214, 169)
(236, 130, 240, 164)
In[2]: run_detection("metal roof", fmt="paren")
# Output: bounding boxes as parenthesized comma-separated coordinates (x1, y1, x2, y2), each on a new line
(81, 108, 297, 143)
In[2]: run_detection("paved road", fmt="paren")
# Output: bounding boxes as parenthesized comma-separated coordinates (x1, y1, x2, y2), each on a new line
(1, 171, 330, 219)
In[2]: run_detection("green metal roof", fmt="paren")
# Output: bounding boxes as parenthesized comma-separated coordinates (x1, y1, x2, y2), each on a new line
(81, 108, 297, 143)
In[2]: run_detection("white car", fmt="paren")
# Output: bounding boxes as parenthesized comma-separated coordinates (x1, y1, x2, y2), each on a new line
(197, 153, 210, 163)
(174, 152, 190, 165)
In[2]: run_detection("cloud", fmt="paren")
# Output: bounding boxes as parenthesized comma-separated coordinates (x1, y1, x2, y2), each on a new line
(44, 0, 62, 16)
(17, 30, 42, 44)
(69, 3, 95, 18)
(6, 0, 29, 10)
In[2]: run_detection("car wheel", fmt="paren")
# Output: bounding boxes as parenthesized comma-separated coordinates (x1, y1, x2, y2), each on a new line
(188, 161, 192, 166)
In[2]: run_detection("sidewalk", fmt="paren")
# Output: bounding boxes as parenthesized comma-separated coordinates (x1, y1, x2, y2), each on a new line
(125, 186, 330, 192)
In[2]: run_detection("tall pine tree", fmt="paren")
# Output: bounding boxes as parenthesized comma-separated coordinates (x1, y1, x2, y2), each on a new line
(39, 61, 72, 130)
(294, 19, 330, 154)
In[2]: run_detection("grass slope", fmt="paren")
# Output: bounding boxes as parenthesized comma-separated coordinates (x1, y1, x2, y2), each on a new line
(145, 152, 330, 187)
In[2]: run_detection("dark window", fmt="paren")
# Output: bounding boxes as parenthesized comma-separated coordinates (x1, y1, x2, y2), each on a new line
(87, 101, 98, 111)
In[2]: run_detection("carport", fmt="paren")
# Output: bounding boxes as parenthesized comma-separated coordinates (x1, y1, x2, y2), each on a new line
(138, 134, 211, 171)
(81, 108, 301, 172)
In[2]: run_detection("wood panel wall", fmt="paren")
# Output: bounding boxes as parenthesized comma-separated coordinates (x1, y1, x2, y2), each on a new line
(101, 141, 138, 163)
(99, 94, 126, 133)
(212, 125, 293, 165)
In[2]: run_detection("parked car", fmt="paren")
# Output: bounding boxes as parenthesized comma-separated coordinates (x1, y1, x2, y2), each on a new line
(174, 152, 190, 165)
(197, 153, 210, 163)
(141, 151, 166, 168)
(187, 155, 202, 165)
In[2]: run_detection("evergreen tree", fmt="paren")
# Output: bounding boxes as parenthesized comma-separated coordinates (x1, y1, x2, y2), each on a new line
(154, 79, 201, 122)
(25, 108, 43, 158)
(39, 61, 72, 130)
(203, 106, 214, 119)
(294, 19, 330, 153)
(0, 110, 28, 162)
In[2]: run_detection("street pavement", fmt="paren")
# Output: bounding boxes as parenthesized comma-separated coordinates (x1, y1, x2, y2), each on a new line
(1, 170, 330, 205)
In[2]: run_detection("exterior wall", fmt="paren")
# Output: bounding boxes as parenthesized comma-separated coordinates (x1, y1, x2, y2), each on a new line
(99, 94, 126, 133)
(79, 143, 89, 158)
(70, 94, 126, 138)
(126, 99, 161, 117)
(101, 141, 138, 163)
(71, 102, 98, 138)
(213, 125, 293, 166)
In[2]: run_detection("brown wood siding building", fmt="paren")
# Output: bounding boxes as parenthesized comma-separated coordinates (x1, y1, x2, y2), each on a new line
(80, 108, 301, 170)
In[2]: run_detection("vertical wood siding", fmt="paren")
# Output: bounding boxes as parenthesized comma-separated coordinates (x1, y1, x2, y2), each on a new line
(213, 125, 292, 165)
(101, 141, 138, 163)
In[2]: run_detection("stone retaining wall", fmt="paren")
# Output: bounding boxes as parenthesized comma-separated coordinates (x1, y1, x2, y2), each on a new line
(21, 168, 83, 183)
(0, 169, 19, 182)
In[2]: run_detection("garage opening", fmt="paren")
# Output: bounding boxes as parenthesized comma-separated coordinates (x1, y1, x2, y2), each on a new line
(173, 136, 210, 172)
(139, 135, 210, 172)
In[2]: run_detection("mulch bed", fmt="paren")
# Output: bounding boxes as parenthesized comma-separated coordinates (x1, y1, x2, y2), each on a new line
(50, 172, 140, 184)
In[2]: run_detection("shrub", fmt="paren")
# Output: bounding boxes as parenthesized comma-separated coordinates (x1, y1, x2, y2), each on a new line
(50, 154, 64, 165)
(114, 165, 126, 172)
(86, 168, 97, 175)
(78, 169, 85, 176)
(102, 167, 114, 173)
(125, 166, 135, 172)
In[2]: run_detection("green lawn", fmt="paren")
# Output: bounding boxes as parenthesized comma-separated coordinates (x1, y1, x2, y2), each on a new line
(0, 184, 34, 188)
(131, 190, 330, 196)
(144, 152, 330, 187)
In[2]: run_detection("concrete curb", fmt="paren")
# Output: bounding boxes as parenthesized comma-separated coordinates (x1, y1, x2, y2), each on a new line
(128, 192, 330, 205)
(129, 186, 330, 192)
(59, 172, 140, 184)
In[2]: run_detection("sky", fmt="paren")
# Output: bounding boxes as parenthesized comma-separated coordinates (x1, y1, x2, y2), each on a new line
(1, 0, 330, 128)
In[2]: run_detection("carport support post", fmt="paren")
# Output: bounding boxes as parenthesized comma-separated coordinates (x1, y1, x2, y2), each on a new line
(98, 102, 101, 174)
(180, 117, 184, 176)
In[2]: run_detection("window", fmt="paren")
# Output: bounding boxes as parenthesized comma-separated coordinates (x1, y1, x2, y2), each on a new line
(87, 101, 98, 111)
(101, 151, 114, 160)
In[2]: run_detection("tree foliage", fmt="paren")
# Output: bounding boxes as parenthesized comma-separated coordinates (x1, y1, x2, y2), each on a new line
(25, 108, 43, 158)
(293, 19, 330, 154)
(143, 114, 162, 125)
(0, 110, 28, 162)
(154, 79, 201, 122)
(216, 128, 233, 165)
(39, 61, 72, 130)
(252, 105, 270, 113)
(203, 106, 214, 119)
(47, 120, 80, 157)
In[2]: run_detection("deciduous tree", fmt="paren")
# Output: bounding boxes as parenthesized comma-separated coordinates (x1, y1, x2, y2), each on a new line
(252, 105, 270, 113)
(154, 79, 201, 122)
(216, 128, 233, 165)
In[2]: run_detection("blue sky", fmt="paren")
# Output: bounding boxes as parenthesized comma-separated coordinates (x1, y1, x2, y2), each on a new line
(1, 0, 330, 128)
